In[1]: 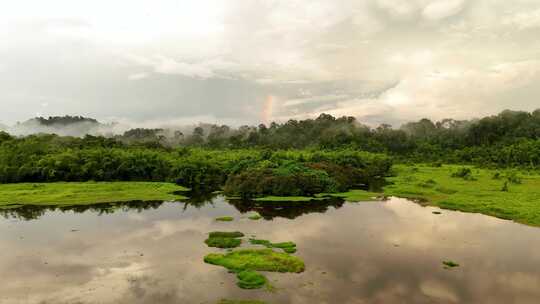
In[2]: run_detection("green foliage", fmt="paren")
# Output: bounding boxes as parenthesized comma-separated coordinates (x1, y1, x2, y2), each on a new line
(506, 171, 522, 184)
(223, 151, 392, 198)
(451, 167, 476, 181)
(501, 181, 509, 192)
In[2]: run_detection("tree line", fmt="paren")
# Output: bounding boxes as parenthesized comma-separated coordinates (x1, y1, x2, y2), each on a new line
(0, 109, 539, 196)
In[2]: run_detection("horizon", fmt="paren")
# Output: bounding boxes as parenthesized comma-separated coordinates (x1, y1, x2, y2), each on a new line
(2, 108, 539, 131)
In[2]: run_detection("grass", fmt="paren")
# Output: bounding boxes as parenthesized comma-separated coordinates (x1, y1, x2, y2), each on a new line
(0, 182, 188, 207)
(215, 216, 234, 222)
(204, 249, 305, 289)
(205, 231, 244, 249)
(249, 239, 297, 254)
(384, 164, 540, 226)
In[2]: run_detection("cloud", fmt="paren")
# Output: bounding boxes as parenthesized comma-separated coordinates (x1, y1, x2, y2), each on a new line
(503, 9, 540, 30)
(128, 73, 148, 81)
(0, 0, 540, 126)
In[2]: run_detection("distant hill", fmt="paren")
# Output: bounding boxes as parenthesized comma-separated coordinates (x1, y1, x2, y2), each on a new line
(31, 116, 99, 126)
(0, 122, 7, 131)
(9, 115, 104, 137)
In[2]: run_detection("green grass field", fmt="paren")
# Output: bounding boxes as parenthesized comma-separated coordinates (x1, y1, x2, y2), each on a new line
(384, 164, 540, 226)
(0, 182, 188, 207)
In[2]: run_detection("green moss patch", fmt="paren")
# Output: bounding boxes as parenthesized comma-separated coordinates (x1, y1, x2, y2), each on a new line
(204, 249, 305, 289)
(443, 260, 460, 269)
(249, 239, 297, 254)
(215, 216, 234, 222)
(205, 231, 245, 249)
(248, 213, 262, 220)
(236, 270, 267, 289)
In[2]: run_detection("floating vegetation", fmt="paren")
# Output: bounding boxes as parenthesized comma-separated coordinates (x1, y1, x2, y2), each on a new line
(209, 231, 244, 238)
(443, 260, 460, 269)
(318, 190, 379, 202)
(248, 213, 262, 220)
(249, 239, 297, 254)
(205, 231, 245, 249)
(236, 270, 267, 289)
(215, 216, 234, 222)
(205, 237, 242, 248)
(204, 249, 305, 289)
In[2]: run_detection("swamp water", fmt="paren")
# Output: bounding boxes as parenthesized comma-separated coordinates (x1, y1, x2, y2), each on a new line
(1, 196, 540, 304)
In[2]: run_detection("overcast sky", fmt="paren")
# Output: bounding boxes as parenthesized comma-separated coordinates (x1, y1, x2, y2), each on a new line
(1, 0, 540, 127)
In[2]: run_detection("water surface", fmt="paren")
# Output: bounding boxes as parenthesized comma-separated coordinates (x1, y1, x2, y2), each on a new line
(1, 196, 540, 304)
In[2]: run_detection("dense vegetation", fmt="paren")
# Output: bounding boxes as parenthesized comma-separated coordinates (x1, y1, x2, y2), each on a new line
(0, 133, 391, 197)
(4, 109, 540, 167)
(0, 109, 539, 198)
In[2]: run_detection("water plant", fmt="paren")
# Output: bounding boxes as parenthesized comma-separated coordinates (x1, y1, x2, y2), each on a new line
(215, 216, 234, 222)
(209, 231, 244, 238)
(249, 239, 297, 254)
(236, 270, 267, 289)
(443, 260, 460, 268)
(248, 213, 262, 220)
(205, 231, 245, 249)
(204, 249, 305, 289)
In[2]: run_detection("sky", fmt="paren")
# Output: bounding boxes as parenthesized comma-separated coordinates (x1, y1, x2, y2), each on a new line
(1, 0, 540, 127)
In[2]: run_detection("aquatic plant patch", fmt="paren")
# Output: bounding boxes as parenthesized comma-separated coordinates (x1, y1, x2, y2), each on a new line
(205, 231, 245, 249)
(249, 239, 297, 254)
(204, 249, 305, 289)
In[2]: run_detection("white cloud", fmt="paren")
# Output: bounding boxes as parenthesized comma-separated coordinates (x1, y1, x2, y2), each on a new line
(422, 0, 466, 20)
(128, 73, 148, 81)
(503, 9, 540, 30)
